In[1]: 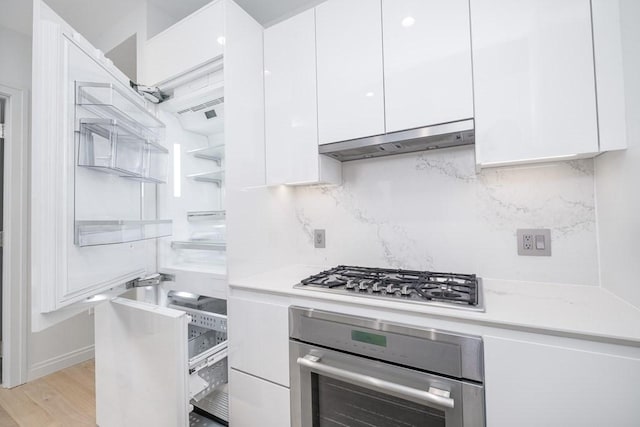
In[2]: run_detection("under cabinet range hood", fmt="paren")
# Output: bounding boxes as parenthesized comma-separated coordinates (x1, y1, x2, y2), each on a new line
(319, 119, 475, 162)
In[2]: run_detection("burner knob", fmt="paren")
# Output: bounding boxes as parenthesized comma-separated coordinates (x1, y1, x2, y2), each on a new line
(346, 281, 357, 290)
(386, 284, 398, 294)
(400, 285, 412, 296)
(371, 283, 383, 292)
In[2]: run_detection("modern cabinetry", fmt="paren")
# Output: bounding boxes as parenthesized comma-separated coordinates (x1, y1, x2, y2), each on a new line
(264, 9, 341, 186)
(591, 0, 628, 152)
(382, 0, 474, 133)
(227, 296, 290, 386)
(470, 0, 599, 166)
(315, 0, 385, 144)
(227, 285, 640, 427)
(142, 0, 225, 86)
(229, 369, 291, 427)
(227, 295, 291, 426)
(484, 336, 640, 426)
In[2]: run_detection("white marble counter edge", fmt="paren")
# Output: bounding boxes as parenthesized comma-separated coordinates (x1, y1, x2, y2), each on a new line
(229, 279, 640, 348)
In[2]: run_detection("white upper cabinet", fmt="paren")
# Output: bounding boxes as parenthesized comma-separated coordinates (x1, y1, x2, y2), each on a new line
(471, 0, 599, 167)
(316, 0, 385, 145)
(382, 0, 474, 133)
(591, 0, 627, 152)
(264, 9, 341, 185)
(142, 1, 224, 86)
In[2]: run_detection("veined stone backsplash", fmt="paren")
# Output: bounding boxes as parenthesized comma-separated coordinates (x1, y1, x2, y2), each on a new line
(292, 146, 598, 286)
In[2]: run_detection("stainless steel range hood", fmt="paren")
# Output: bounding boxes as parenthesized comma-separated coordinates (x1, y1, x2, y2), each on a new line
(319, 119, 475, 162)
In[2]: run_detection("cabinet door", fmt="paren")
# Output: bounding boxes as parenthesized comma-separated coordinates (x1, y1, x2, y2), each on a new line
(471, 0, 599, 166)
(227, 296, 290, 386)
(592, 0, 627, 152)
(382, 0, 474, 132)
(225, 0, 266, 189)
(316, 0, 385, 144)
(264, 10, 319, 185)
(484, 336, 640, 426)
(95, 297, 190, 427)
(142, 1, 224, 86)
(31, 2, 157, 331)
(229, 368, 291, 427)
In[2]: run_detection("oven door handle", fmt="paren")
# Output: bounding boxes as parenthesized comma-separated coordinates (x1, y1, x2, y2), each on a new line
(297, 355, 455, 409)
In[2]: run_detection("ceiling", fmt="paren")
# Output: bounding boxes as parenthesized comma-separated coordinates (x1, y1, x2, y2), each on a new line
(0, 0, 326, 41)
(0, 0, 33, 35)
(44, 0, 145, 42)
(233, 0, 326, 27)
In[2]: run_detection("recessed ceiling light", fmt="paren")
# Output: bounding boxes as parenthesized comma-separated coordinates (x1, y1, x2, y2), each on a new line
(217, 36, 226, 45)
(401, 16, 416, 28)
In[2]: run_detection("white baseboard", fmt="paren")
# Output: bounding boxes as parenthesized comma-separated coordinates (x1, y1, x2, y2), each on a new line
(27, 344, 95, 382)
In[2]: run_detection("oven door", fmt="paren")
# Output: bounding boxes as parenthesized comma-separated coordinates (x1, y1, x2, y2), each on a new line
(290, 341, 484, 427)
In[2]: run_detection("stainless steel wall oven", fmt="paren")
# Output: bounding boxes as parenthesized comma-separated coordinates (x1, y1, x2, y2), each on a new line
(289, 307, 485, 427)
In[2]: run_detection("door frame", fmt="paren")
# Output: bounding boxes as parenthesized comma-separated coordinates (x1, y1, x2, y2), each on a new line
(0, 84, 29, 388)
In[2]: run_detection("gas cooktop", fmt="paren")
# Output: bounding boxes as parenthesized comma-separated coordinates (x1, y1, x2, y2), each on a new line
(294, 265, 484, 312)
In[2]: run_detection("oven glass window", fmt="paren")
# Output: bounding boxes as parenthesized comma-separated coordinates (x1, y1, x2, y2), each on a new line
(312, 374, 446, 427)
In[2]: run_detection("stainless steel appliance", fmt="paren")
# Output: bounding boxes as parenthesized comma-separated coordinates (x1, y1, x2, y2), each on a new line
(319, 119, 474, 162)
(289, 307, 485, 427)
(294, 265, 484, 312)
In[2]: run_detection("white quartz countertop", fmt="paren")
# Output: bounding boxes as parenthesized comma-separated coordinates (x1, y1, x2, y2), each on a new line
(229, 264, 640, 346)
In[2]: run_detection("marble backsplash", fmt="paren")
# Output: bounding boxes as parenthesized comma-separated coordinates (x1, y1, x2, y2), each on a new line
(292, 146, 599, 286)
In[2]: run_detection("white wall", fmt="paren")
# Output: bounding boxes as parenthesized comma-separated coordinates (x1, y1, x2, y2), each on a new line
(595, 0, 640, 308)
(93, 2, 147, 55)
(293, 149, 598, 286)
(0, 27, 32, 89)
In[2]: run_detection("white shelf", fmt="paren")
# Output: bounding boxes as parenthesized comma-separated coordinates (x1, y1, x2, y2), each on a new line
(171, 240, 226, 251)
(76, 81, 165, 142)
(75, 219, 172, 247)
(78, 118, 169, 183)
(187, 145, 225, 163)
(187, 170, 224, 185)
(188, 211, 226, 222)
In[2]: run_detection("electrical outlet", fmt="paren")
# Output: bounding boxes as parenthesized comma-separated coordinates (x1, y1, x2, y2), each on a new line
(517, 229, 551, 256)
(314, 229, 326, 248)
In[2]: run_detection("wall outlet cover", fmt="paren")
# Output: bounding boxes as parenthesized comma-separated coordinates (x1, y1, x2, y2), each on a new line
(313, 229, 326, 249)
(517, 229, 551, 256)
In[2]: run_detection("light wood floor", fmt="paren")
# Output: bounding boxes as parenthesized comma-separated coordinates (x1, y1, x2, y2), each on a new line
(0, 360, 96, 426)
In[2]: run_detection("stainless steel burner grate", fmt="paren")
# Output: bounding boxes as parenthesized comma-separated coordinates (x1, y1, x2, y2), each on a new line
(296, 265, 484, 311)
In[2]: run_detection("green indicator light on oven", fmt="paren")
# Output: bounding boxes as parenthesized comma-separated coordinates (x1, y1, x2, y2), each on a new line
(351, 330, 387, 347)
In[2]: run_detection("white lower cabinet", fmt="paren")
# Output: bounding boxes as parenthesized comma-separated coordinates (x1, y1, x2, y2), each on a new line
(228, 296, 290, 387)
(229, 368, 291, 427)
(484, 336, 640, 426)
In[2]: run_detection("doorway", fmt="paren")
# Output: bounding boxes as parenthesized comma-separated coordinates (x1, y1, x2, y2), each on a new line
(0, 96, 4, 384)
(0, 85, 28, 388)
(0, 96, 5, 384)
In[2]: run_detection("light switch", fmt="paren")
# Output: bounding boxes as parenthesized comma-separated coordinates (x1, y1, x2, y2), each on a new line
(535, 235, 545, 250)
